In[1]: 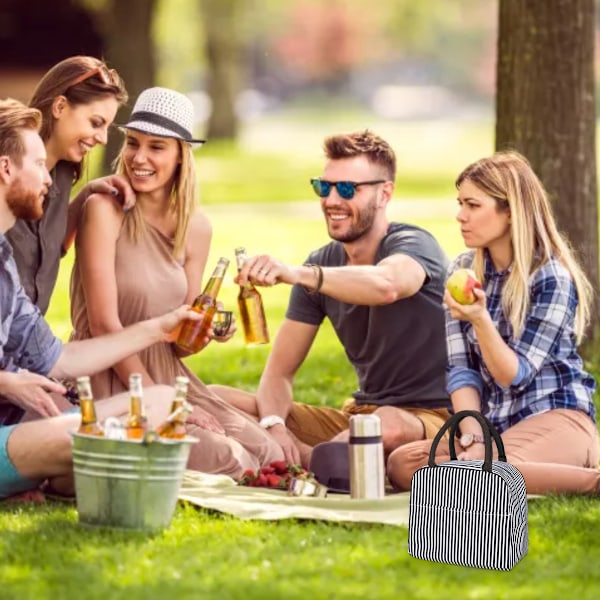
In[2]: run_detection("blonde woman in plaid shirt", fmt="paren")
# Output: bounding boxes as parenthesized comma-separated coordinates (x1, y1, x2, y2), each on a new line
(388, 151, 600, 494)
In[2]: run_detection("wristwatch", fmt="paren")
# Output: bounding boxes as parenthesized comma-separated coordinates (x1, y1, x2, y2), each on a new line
(458, 432, 485, 449)
(258, 415, 286, 430)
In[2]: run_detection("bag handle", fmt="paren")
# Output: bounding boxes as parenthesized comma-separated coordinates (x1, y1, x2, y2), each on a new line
(428, 410, 507, 473)
(447, 412, 506, 462)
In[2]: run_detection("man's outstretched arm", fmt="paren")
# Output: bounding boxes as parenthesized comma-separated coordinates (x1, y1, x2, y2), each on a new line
(238, 252, 427, 306)
(255, 319, 318, 464)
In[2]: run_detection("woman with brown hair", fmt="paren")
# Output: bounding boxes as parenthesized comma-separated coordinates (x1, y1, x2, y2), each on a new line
(6, 55, 133, 314)
(387, 151, 599, 495)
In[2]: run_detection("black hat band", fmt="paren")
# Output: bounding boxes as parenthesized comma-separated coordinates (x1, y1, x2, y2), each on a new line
(127, 110, 192, 140)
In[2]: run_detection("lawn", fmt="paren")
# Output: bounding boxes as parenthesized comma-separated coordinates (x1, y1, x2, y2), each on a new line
(2, 113, 600, 599)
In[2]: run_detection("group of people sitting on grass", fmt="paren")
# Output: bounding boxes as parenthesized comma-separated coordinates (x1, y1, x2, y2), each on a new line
(0, 55, 597, 501)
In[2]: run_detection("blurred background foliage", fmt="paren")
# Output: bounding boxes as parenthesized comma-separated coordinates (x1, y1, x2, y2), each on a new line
(0, 0, 500, 138)
(0, 0, 598, 352)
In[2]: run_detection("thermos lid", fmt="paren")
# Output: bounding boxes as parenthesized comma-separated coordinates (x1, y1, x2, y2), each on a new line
(349, 414, 381, 437)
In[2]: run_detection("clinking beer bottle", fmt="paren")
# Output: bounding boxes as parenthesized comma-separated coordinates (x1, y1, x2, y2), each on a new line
(176, 257, 230, 353)
(76, 376, 104, 436)
(125, 373, 148, 439)
(156, 376, 191, 439)
(235, 247, 269, 346)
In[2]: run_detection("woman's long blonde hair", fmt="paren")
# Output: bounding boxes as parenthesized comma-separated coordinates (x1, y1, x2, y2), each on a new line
(114, 138, 196, 258)
(456, 151, 593, 342)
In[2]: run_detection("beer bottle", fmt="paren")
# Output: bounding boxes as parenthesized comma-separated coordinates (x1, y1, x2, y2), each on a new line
(176, 257, 230, 353)
(156, 376, 191, 439)
(125, 373, 148, 439)
(235, 247, 269, 346)
(76, 376, 104, 436)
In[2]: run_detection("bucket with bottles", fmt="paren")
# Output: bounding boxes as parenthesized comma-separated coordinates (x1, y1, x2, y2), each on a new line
(71, 375, 196, 532)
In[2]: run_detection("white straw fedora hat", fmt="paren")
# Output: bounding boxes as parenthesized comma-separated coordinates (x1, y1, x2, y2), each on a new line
(120, 86, 206, 144)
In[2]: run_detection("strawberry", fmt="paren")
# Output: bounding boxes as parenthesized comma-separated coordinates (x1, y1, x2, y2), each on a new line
(260, 465, 276, 475)
(266, 474, 283, 488)
(270, 460, 288, 474)
(256, 474, 268, 487)
(238, 469, 257, 486)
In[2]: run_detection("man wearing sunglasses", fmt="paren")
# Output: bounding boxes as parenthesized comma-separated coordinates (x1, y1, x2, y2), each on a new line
(211, 130, 451, 466)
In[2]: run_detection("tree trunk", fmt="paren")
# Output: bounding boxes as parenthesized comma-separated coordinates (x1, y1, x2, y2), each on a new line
(496, 0, 599, 345)
(199, 0, 242, 140)
(88, 0, 157, 172)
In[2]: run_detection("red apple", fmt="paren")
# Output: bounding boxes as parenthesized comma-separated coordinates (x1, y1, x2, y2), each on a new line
(446, 268, 482, 305)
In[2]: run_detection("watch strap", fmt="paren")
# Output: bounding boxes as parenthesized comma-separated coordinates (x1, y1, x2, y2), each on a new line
(258, 415, 286, 429)
(459, 432, 486, 449)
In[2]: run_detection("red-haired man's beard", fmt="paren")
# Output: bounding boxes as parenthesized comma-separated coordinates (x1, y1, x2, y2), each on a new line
(6, 177, 44, 221)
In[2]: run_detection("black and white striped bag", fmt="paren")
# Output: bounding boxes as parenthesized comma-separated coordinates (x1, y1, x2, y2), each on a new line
(408, 410, 528, 570)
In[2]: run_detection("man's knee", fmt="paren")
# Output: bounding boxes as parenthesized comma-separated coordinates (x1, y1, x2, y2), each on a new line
(5, 416, 75, 485)
(143, 385, 174, 404)
(373, 406, 425, 454)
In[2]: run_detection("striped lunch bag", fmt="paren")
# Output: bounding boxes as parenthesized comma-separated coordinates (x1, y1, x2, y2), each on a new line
(408, 410, 528, 570)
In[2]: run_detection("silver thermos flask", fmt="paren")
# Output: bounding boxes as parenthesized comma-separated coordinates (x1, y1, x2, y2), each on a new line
(349, 414, 385, 499)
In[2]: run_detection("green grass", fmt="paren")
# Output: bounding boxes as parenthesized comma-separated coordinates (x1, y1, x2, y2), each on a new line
(2, 493, 600, 599)
(4, 115, 600, 599)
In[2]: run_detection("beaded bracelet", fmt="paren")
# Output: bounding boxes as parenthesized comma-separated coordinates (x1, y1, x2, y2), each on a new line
(304, 264, 324, 295)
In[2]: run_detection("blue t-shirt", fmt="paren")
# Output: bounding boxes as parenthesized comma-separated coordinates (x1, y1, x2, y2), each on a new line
(286, 222, 450, 408)
(0, 233, 62, 425)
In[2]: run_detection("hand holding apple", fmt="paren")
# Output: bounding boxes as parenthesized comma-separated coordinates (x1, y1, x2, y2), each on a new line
(446, 268, 482, 305)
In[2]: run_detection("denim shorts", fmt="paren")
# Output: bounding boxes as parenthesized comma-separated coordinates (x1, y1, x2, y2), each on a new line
(0, 424, 43, 498)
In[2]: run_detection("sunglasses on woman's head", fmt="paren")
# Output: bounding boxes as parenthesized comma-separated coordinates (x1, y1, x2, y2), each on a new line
(66, 65, 117, 91)
(310, 178, 387, 200)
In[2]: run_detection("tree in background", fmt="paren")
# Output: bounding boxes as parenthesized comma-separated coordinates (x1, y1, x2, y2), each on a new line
(198, 0, 243, 140)
(495, 0, 599, 346)
(77, 0, 157, 170)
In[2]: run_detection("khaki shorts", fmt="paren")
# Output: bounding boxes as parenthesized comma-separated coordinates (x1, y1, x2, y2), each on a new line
(286, 399, 451, 447)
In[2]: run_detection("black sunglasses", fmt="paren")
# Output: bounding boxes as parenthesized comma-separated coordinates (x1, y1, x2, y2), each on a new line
(310, 178, 386, 200)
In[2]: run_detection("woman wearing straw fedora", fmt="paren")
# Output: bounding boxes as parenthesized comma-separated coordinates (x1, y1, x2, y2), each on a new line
(6, 55, 134, 316)
(69, 87, 284, 476)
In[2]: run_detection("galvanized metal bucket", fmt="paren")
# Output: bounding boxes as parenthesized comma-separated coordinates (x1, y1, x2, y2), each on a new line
(71, 432, 197, 532)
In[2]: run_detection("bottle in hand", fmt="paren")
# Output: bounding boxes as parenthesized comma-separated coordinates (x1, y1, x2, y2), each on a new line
(125, 373, 148, 439)
(156, 376, 191, 439)
(176, 257, 230, 353)
(235, 247, 269, 346)
(76, 376, 104, 436)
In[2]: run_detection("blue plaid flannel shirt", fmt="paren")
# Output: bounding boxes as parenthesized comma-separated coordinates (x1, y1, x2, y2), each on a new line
(0, 233, 62, 426)
(446, 250, 596, 433)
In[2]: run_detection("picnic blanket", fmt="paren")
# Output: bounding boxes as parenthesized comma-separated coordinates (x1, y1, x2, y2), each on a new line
(179, 470, 416, 526)
(179, 471, 544, 526)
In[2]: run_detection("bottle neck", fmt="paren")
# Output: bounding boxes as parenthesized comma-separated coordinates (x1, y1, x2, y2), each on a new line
(80, 399, 98, 425)
(236, 252, 258, 292)
(197, 260, 228, 303)
(235, 251, 248, 271)
(170, 386, 188, 409)
(129, 396, 144, 417)
(201, 275, 224, 301)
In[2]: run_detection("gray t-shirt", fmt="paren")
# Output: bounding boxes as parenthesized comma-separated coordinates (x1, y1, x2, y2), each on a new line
(5, 161, 74, 314)
(0, 234, 62, 425)
(286, 222, 449, 408)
